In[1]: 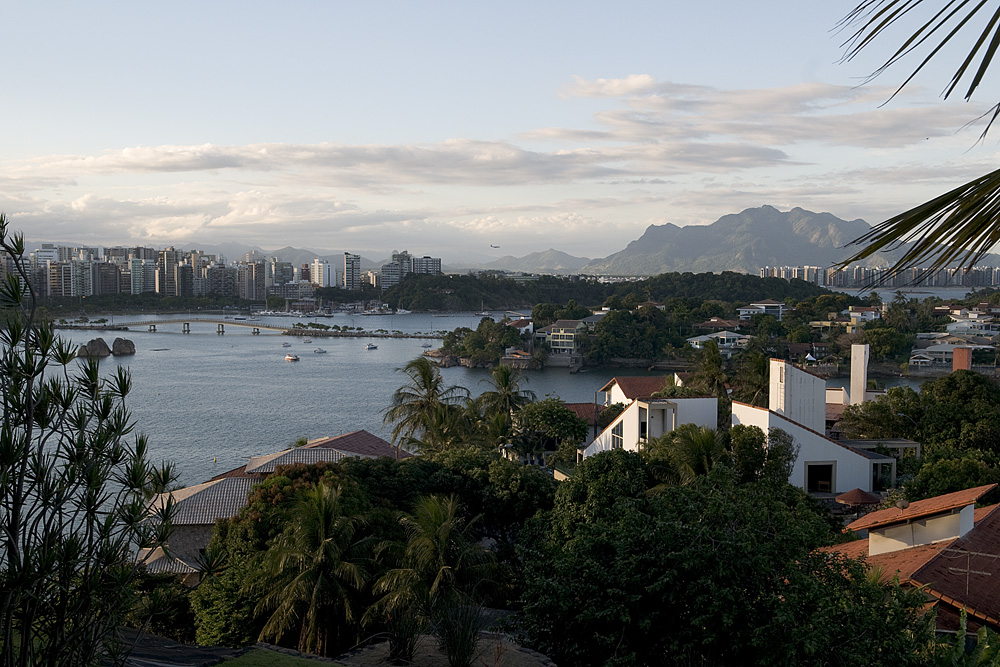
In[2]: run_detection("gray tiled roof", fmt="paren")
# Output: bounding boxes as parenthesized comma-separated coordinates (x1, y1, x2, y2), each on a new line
(245, 447, 347, 474)
(303, 430, 408, 459)
(138, 547, 197, 575)
(151, 476, 259, 525)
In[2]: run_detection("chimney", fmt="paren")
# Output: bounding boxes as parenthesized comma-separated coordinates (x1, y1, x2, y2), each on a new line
(850, 344, 869, 405)
(953, 347, 973, 373)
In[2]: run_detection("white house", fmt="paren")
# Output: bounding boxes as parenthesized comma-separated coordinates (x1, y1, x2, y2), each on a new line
(583, 396, 717, 458)
(585, 355, 897, 495)
(737, 299, 786, 322)
(685, 331, 749, 359)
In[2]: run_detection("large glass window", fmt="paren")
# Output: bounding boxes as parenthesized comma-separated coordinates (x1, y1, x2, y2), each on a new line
(612, 422, 623, 449)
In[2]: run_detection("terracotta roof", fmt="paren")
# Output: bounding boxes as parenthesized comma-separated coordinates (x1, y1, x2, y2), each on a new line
(912, 507, 1000, 629)
(819, 539, 955, 585)
(836, 488, 882, 505)
(563, 402, 599, 424)
(508, 319, 531, 327)
(302, 430, 409, 459)
(209, 464, 252, 481)
(846, 484, 997, 532)
(751, 299, 783, 305)
(599, 376, 669, 400)
(975, 504, 1000, 523)
(150, 477, 259, 525)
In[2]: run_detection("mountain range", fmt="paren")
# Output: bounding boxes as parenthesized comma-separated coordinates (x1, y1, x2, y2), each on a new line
(26, 205, 996, 276)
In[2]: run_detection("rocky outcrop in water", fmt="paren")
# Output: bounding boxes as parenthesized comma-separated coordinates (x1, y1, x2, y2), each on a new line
(112, 338, 136, 356)
(75, 337, 136, 358)
(77, 338, 112, 358)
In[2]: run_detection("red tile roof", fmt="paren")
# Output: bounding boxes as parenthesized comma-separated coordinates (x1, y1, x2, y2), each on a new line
(912, 507, 1000, 629)
(599, 376, 669, 400)
(563, 402, 599, 424)
(818, 539, 955, 585)
(846, 484, 997, 532)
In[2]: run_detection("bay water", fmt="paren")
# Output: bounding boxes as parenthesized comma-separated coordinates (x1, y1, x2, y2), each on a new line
(65, 312, 653, 485)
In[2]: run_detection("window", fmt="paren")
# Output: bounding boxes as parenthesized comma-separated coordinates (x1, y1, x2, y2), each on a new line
(805, 463, 835, 494)
(611, 422, 623, 449)
(638, 407, 647, 441)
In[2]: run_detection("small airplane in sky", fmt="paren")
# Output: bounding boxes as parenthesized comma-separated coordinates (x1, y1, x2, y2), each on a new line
(490, 244, 500, 248)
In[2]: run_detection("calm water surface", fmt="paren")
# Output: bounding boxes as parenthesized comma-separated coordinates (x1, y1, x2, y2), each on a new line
(66, 313, 654, 485)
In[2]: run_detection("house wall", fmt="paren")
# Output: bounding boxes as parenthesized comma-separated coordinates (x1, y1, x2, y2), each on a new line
(826, 387, 847, 405)
(868, 506, 973, 556)
(850, 344, 870, 405)
(769, 360, 825, 432)
(583, 397, 718, 458)
(731, 402, 873, 494)
(585, 401, 642, 457)
(672, 398, 719, 430)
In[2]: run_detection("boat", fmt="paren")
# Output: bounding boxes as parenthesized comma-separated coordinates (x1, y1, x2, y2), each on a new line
(281, 342, 292, 348)
(395, 308, 412, 315)
(474, 300, 490, 317)
(284, 353, 300, 362)
(421, 343, 433, 348)
(314, 348, 327, 354)
(302, 338, 312, 343)
(365, 343, 378, 350)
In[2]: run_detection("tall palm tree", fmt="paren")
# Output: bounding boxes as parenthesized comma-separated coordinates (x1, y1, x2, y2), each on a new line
(255, 482, 371, 657)
(371, 495, 495, 664)
(477, 365, 536, 444)
(383, 357, 469, 450)
(837, 1, 1000, 279)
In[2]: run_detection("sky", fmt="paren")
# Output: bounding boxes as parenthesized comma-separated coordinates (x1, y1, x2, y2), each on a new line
(3, 1, 1000, 263)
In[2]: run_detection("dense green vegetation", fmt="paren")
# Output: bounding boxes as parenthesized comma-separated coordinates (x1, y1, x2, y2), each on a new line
(840, 370, 1000, 503)
(384, 271, 830, 312)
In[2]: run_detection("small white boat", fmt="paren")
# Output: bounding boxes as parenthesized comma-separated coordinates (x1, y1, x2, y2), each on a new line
(365, 343, 378, 350)
(285, 353, 300, 362)
(282, 342, 292, 348)
(302, 338, 312, 343)
(314, 348, 327, 354)
(395, 308, 412, 314)
(421, 343, 433, 348)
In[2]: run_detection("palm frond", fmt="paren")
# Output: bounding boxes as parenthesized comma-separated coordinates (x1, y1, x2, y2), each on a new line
(840, 0, 1000, 133)
(837, 167, 1000, 281)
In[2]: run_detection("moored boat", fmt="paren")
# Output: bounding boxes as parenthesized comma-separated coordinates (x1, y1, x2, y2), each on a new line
(314, 348, 327, 354)
(365, 343, 378, 350)
(285, 353, 300, 361)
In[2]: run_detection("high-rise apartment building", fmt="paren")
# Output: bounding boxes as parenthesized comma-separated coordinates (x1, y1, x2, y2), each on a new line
(311, 258, 333, 287)
(343, 253, 361, 290)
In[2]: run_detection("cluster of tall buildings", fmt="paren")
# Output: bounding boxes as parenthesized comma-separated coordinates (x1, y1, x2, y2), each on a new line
(4, 244, 442, 301)
(760, 265, 1000, 289)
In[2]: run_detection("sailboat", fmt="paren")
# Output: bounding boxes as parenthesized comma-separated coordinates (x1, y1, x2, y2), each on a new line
(474, 300, 490, 317)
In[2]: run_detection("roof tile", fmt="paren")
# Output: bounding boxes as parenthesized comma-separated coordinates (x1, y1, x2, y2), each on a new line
(846, 484, 997, 532)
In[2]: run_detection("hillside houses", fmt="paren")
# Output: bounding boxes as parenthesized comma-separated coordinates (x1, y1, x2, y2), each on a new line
(581, 345, 902, 496)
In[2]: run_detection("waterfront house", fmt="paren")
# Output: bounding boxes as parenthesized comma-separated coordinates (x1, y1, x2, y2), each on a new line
(144, 430, 403, 581)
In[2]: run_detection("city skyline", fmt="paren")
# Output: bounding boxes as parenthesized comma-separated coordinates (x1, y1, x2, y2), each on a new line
(4, 2, 1000, 262)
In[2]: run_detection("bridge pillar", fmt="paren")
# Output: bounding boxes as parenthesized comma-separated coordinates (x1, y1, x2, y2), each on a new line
(148, 324, 157, 332)
(217, 324, 225, 335)
(252, 327, 260, 335)
(182, 323, 190, 334)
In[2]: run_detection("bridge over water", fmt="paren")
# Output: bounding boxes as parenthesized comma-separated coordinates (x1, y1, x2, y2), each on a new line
(57, 318, 440, 339)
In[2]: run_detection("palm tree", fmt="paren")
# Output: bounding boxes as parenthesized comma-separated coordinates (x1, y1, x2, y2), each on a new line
(477, 365, 536, 444)
(837, 2, 1000, 279)
(255, 482, 371, 657)
(383, 357, 469, 450)
(371, 495, 495, 665)
(663, 424, 729, 485)
(406, 402, 474, 455)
